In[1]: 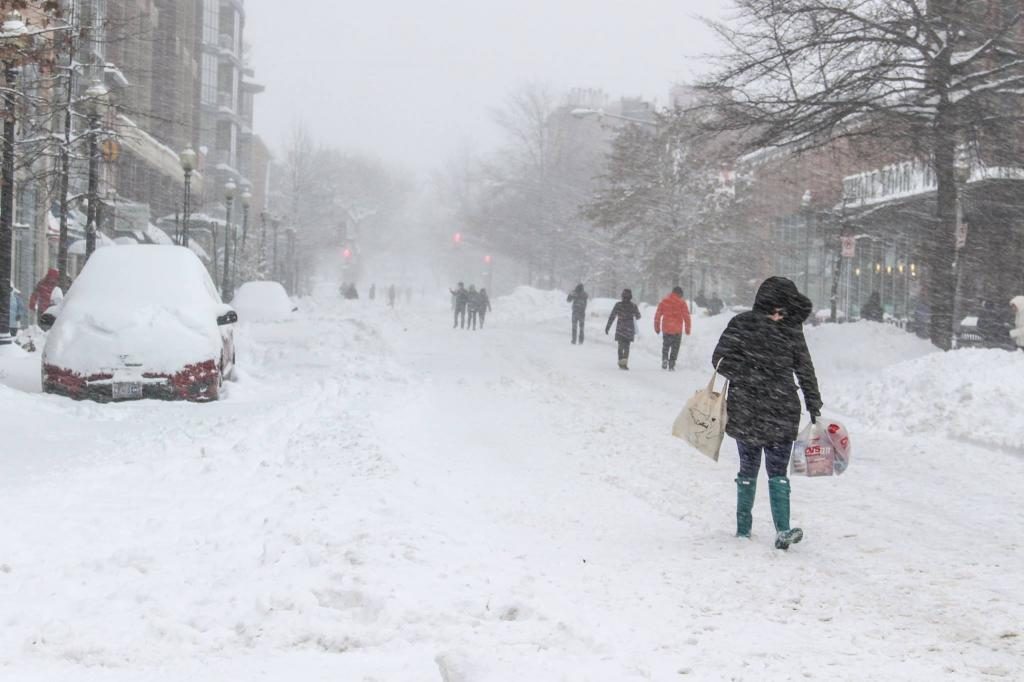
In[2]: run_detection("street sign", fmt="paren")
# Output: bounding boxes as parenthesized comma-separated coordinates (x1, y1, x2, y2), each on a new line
(841, 236, 856, 258)
(100, 138, 121, 163)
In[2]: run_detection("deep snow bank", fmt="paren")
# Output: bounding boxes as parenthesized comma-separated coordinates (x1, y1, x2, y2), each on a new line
(831, 347, 1024, 452)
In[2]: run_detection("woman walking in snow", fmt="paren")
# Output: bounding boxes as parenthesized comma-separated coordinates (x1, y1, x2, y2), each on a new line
(712, 277, 822, 550)
(605, 289, 641, 370)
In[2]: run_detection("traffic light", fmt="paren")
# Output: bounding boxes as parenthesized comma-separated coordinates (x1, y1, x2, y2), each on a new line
(342, 247, 352, 260)
(453, 232, 462, 245)
(484, 254, 492, 265)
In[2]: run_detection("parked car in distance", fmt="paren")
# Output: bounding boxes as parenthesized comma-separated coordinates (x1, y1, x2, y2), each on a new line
(231, 281, 297, 322)
(42, 245, 238, 402)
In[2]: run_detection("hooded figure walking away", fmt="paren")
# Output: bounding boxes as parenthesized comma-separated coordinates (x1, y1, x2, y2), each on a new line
(606, 289, 641, 370)
(567, 284, 589, 344)
(450, 282, 469, 329)
(654, 286, 692, 371)
(387, 284, 397, 308)
(477, 288, 492, 328)
(712, 277, 823, 550)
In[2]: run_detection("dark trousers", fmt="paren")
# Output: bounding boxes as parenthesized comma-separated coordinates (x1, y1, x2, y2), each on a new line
(468, 309, 479, 330)
(454, 306, 466, 328)
(572, 312, 585, 343)
(662, 334, 682, 368)
(617, 340, 631, 361)
(737, 441, 792, 479)
(479, 310, 487, 328)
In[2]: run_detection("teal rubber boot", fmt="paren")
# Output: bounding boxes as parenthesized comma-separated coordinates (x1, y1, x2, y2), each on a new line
(768, 476, 803, 550)
(735, 477, 756, 538)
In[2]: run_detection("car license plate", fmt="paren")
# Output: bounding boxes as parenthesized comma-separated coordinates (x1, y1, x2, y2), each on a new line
(112, 382, 143, 400)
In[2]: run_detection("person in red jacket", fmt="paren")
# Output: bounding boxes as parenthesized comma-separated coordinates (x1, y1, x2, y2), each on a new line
(654, 286, 692, 371)
(29, 268, 61, 315)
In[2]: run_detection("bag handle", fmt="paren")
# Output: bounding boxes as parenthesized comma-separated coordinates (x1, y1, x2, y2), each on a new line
(707, 359, 727, 394)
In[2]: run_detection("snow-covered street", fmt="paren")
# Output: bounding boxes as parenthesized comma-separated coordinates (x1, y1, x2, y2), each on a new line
(2, 285, 1022, 681)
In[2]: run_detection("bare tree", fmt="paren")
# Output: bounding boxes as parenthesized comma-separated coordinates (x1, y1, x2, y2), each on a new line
(699, 0, 1024, 349)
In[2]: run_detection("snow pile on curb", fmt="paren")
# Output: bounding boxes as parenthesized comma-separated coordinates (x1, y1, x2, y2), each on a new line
(832, 347, 1024, 451)
(495, 286, 572, 324)
(806, 321, 937, 379)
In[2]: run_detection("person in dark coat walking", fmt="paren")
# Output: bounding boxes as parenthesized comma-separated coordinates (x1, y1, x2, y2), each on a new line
(606, 288, 641, 370)
(467, 285, 481, 330)
(567, 283, 589, 344)
(477, 288, 492, 328)
(387, 284, 397, 308)
(712, 277, 822, 550)
(369, 283, 376, 301)
(450, 282, 469, 329)
(861, 291, 883, 322)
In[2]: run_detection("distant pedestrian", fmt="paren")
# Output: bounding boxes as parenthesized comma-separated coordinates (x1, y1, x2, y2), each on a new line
(467, 285, 480, 330)
(1011, 296, 1024, 350)
(387, 284, 397, 308)
(654, 286, 691, 371)
(567, 283, 588, 344)
(605, 288, 641, 370)
(860, 291, 883, 322)
(695, 289, 708, 310)
(477, 288, 492, 328)
(9, 285, 26, 335)
(712, 277, 822, 550)
(450, 282, 469, 329)
(708, 293, 724, 316)
(369, 283, 377, 301)
(29, 268, 61, 316)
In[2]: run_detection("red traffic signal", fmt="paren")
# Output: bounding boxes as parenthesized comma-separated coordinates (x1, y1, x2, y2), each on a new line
(484, 255, 492, 265)
(453, 232, 463, 245)
(342, 248, 352, 260)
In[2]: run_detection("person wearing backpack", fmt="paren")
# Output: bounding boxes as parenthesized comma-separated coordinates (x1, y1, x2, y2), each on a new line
(654, 286, 692, 371)
(605, 289, 641, 370)
(712, 277, 822, 550)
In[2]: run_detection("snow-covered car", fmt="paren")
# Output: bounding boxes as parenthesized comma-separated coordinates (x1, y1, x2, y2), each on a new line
(42, 245, 238, 402)
(231, 281, 297, 322)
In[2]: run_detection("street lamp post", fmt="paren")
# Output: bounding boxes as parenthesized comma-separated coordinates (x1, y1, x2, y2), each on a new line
(258, 210, 268, 279)
(0, 11, 31, 345)
(221, 180, 236, 299)
(179, 146, 197, 247)
(234, 187, 251, 286)
(83, 79, 109, 260)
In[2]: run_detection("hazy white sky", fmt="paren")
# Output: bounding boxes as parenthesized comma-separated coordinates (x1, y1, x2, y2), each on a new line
(244, 0, 725, 173)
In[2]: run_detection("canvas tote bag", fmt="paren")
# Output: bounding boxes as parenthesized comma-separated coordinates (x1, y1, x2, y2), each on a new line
(672, 362, 729, 461)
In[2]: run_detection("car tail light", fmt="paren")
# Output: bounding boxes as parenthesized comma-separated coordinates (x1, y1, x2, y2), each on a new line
(169, 359, 220, 401)
(42, 364, 87, 397)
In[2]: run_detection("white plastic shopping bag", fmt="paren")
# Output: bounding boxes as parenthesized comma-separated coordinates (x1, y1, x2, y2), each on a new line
(673, 363, 728, 461)
(791, 417, 852, 477)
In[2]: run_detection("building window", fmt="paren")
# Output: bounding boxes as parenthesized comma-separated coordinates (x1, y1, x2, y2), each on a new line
(201, 54, 217, 105)
(204, 0, 220, 44)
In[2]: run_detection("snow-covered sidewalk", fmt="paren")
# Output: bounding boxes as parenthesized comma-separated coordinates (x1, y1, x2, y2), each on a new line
(1, 286, 1021, 680)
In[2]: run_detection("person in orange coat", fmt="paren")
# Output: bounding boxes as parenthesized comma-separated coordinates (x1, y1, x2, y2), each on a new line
(654, 286, 692, 371)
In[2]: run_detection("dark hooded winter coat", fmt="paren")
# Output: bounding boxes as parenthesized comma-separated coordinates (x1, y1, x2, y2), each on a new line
(567, 285, 589, 316)
(712, 277, 822, 446)
(606, 291, 641, 342)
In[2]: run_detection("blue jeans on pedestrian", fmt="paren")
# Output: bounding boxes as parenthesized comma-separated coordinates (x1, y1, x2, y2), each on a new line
(737, 441, 792, 479)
